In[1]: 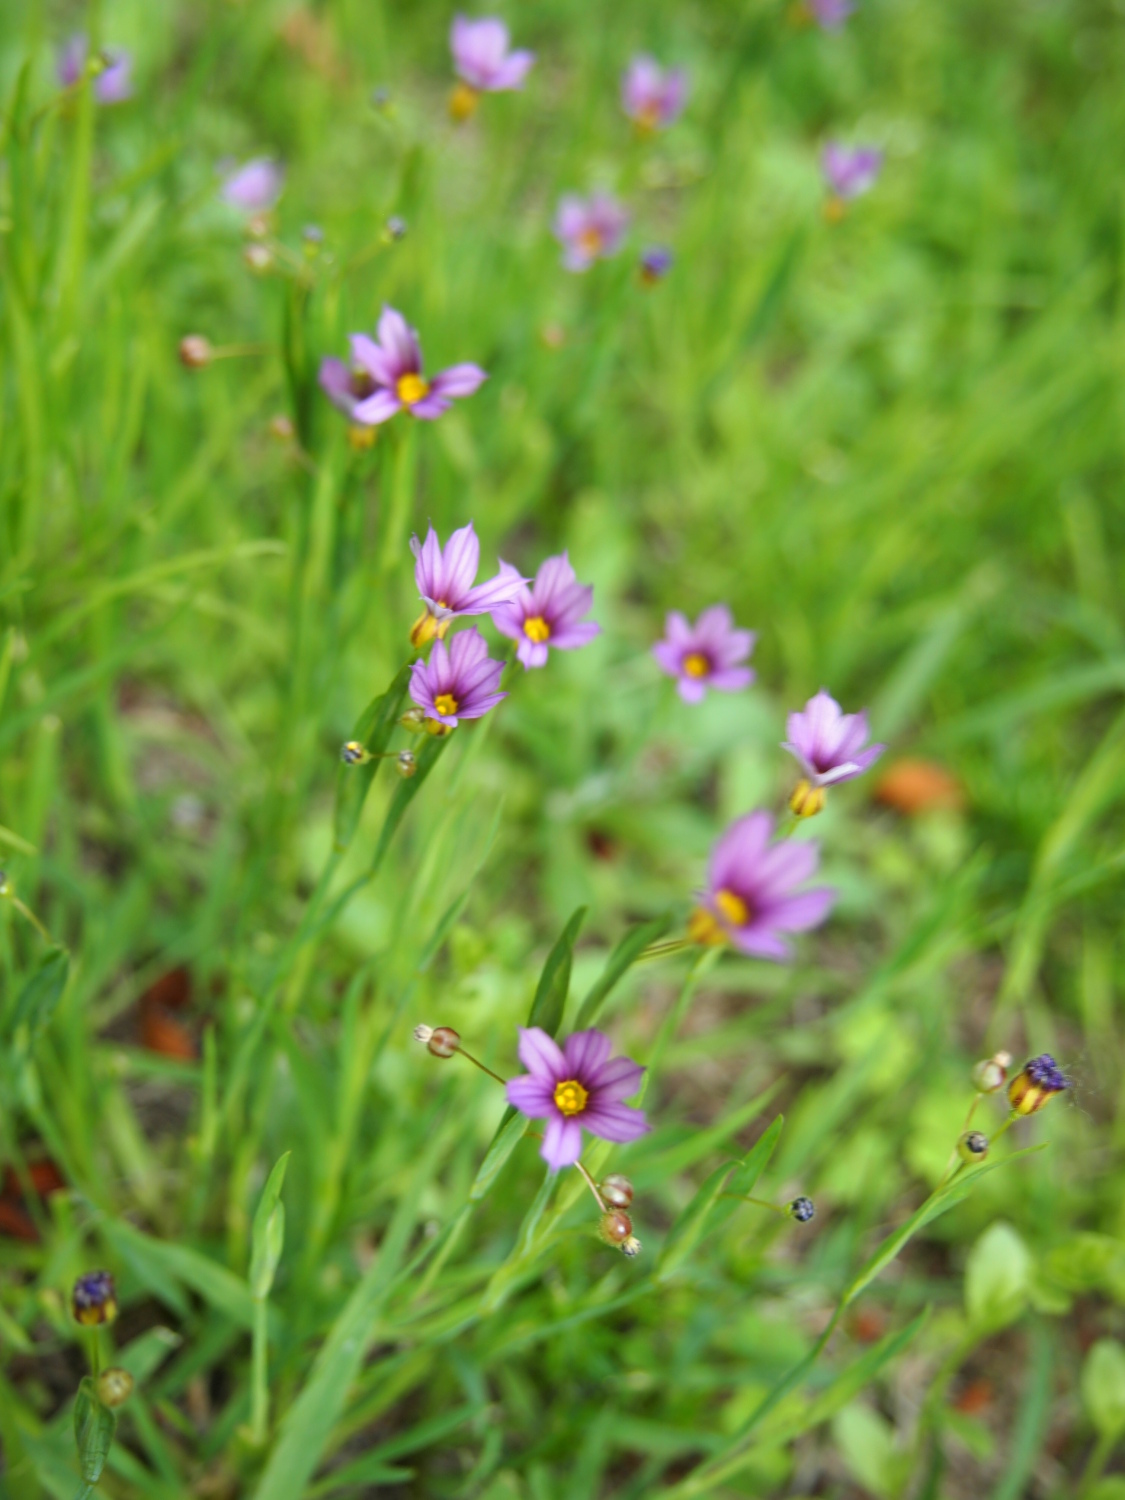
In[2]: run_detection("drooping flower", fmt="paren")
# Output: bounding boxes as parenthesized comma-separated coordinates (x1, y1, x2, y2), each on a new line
(1008, 1055, 1070, 1115)
(492, 552, 600, 669)
(688, 811, 835, 960)
(652, 605, 755, 704)
(450, 15, 535, 120)
(821, 142, 882, 201)
(639, 246, 674, 285)
(782, 688, 884, 799)
(72, 1270, 118, 1326)
(408, 627, 506, 728)
(621, 56, 688, 132)
(810, 0, 855, 29)
(409, 521, 527, 646)
(221, 158, 285, 213)
(58, 37, 133, 103)
(506, 1027, 649, 1171)
(335, 306, 487, 428)
(554, 193, 629, 273)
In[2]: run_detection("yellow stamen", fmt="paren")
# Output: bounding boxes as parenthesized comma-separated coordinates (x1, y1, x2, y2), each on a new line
(523, 616, 551, 643)
(449, 81, 480, 122)
(789, 779, 826, 819)
(397, 372, 430, 406)
(577, 227, 604, 258)
(554, 1079, 589, 1116)
(434, 693, 459, 718)
(682, 652, 710, 678)
(714, 889, 750, 927)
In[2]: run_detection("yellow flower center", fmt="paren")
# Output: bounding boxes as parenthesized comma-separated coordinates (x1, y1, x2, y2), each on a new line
(449, 81, 480, 122)
(554, 1079, 589, 1116)
(715, 889, 750, 927)
(577, 227, 604, 257)
(523, 616, 551, 643)
(682, 652, 710, 678)
(397, 372, 430, 406)
(433, 693, 459, 717)
(687, 906, 726, 946)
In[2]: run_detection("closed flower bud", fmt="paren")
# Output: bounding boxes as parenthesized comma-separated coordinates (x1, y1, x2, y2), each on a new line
(72, 1270, 117, 1326)
(243, 243, 272, 274)
(788, 1196, 815, 1223)
(348, 424, 377, 451)
(449, 82, 480, 122)
(789, 779, 826, 819)
(385, 216, 407, 241)
(1008, 1054, 1070, 1115)
(400, 707, 427, 732)
(395, 750, 417, 779)
(971, 1051, 1011, 1094)
(427, 1026, 460, 1059)
(599, 1209, 633, 1246)
(621, 1235, 642, 1258)
(96, 1367, 134, 1408)
(341, 740, 366, 765)
(600, 1174, 634, 1209)
(246, 212, 271, 240)
(958, 1130, 989, 1164)
(178, 335, 212, 369)
(268, 414, 295, 442)
(423, 717, 454, 738)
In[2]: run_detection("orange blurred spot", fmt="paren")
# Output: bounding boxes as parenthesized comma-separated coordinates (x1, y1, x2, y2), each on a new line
(0, 1199, 38, 1242)
(144, 967, 191, 1010)
(140, 1007, 197, 1060)
(953, 1377, 993, 1415)
(875, 758, 965, 815)
(851, 1307, 886, 1343)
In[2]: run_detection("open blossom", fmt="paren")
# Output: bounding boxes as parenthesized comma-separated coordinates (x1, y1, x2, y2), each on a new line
(810, 0, 855, 28)
(451, 16, 535, 91)
(408, 627, 506, 728)
(689, 811, 835, 960)
(221, 158, 284, 213)
(58, 38, 133, 103)
(334, 306, 486, 427)
(653, 605, 755, 703)
(409, 522, 527, 646)
(554, 193, 629, 273)
(783, 690, 884, 787)
(621, 57, 688, 131)
(506, 1028, 649, 1171)
(822, 143, 882, 200)
(492, 553, 600, 669)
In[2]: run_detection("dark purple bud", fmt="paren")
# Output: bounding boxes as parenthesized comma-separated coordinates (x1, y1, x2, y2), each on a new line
(788, 1196, 815, 1223)
(73, 1270, 117, 1326)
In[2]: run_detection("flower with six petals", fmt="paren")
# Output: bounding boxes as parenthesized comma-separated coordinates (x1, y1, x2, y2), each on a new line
(652, 605, 756, 703)
(339, 306, 487, 426)
(408, 627, 507, 728)
(506, 1027, 650, 1170)
(409, 522, 527, 646)
(621, 56, 688, 131)
(492, 552, 601, 668)
(554, 193, 630, 273)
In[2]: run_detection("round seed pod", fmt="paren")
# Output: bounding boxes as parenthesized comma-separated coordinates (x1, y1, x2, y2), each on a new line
(599, 1210, 633, 1246)
(341, 741, 365, 765)
(96, 1368, 134, 1408)
(427, 1027, 460, 1059)
(396, 750, 418, 779)
(400, 707, 427, 732)
(957, 1130, 989, 1164)
(178, 335, 212, 369)
(600, 1174, 634, 1209)
(787, 1196, 815, 1224)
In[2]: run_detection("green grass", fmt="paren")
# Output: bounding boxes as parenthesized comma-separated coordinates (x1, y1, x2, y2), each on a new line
(2, 0, 1125, 1494)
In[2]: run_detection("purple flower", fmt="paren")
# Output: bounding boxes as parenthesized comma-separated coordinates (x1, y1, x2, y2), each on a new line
(821, 143, 882, 201)
(653, 605, 756, 704)
(58, 37, 133, 103)
(451, 15, 535, 91)
(810, 0, 855, 27)
(554, 193, 629, 273)
(410, 522, 527, 645)
(640, 246, 674, 284)
(621, 56, 688, 131)
(408, 627, 506, 727)
(221, 158, 284, 213)
(318, 359, 378, 421)
(689, 811, 835, 960)
(339, 306, 487, 427)
(506, 1027, 649, 1171)
(492, 552, 600, 669)
(782, 690, 884, 787)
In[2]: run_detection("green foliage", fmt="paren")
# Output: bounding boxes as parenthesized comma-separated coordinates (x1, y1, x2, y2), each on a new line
(965, 1221, 1033, 1335)
(1083, 1340, 1125, 1439)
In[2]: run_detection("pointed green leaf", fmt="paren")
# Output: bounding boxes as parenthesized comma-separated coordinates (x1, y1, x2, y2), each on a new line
(73, 1379, 116, 1484)
(250, 1153, 290, 1300)
(470, 1113, 529, 1202)
(11, 948, 70, 1042)
(704, 1114, 785, 1239)
(573, 913, 672, 1030)
(657, 1160, 737, 1281)
(527, 906, 586, 1038)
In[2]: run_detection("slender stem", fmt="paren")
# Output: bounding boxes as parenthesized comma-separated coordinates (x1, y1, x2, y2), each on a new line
(453, 1044, 508, 1089)
(249, 1297, 269, 1445)
(1078, 1429, 1117, 1500)
(7, 894, 55, 946)
(573, 1159, 607, 1212)
(638, 938, 692, 962)
(722, 1193, 789, 1219)
(87, 1329, 101, 1381)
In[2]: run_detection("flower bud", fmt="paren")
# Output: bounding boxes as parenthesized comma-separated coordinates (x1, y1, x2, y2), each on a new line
(243, 243, 272, 274)
(348, 424, 377, 451)
(599, 1210, 633, 1246)
(621, 1235, 642, 1258)
(246, 212, 271, 241)
(449, 82, 479, 122)
(639, 247, 673, 285)
(385, 216, 407, 242)
(1008, 1054, 1070, 1115)
(600, 1174, 634, 1209)
(789, 780, 826, 819)
(96, 1367, 134, 1408)
(971, 1051, 1011, 1094)
(957, 1130, 989, 1164)
(400, 707, 427, 732)
(423, 718, 454, 738)
(341, 740, 366, 765)
(268, 413, 295, 443)
(178, 335, 212, 369)
(427, 1026, 460, 1059)
(395, 750, 417, 779)
(72, 1270, 117, 1326)
(787, 1196, 815, 1223)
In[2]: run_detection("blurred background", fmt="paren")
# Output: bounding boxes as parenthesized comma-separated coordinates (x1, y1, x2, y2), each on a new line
(2, 0, 1124, 1495)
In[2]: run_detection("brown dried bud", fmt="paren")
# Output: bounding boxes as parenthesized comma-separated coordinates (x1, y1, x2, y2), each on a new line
(600, 1174, 634, 1209)
(598, 1209, 633, 1246)
(179, 335, 212, 369)
(427, 1026, 460, 1059)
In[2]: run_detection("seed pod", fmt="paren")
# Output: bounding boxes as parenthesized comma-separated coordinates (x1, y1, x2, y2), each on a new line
(400, 707, 427, 732)
(385, 216, 407, 241)
(72, 1271, 117, 1326)
(268, 414, 295, 442)
(958, 1130, 989, 1164)
(243, 243, 272, 274)
(396, 750, 417, 779)
(96, 1368, 134, 1408)
(427, 1026, 460, 1059)
(789, 780, 826, 819)
(788, 1196, 815, 1224)
(341, 741, 366, 765)
(600, 1174, 634, 1209)
(971, 1051, 1011, 1094)
(599, 1210, 633, 1246)
(178, 335, 212, 369)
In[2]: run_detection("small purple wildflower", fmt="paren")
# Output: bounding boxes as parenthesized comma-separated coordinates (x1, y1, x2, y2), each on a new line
(72, 1270, 117, 1326)
(337, 306, 487, 427)
(58, 37, 133, 103)
(408, 627, 506, 728)
(554, 193, 629, 273)
(821, 143, 883, 201)
(653, 606, 756, 704)
(621, 56, 688, 131)
(492, 553, 600, 668)
(451, 15, 535, 91)
(221, 159, 284, 213)
(640, 246, 674, 284)
(689, 810, 836, 960)
(506, 1027, 650, 1171)
(782, 690, 884, 787)
(810, 0, 855, 28)
(409, 522, 527, 645)
(318, 359, 377, 422)
(1008, 1054, 1070, 1115)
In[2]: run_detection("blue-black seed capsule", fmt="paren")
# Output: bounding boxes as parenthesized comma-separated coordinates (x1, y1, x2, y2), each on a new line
(788, 1196, 815, 1223)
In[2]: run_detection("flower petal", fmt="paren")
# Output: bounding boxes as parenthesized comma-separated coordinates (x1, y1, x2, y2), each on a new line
(582, 1100, 650, 1144)
(376, 305, 421, 378)
(429, 363, 488, 398)
(541, 1113, 584, 1170)
(768, 887, 836, 932)
(517, 1026, 565, 1081)
(588, 1055, 644, 1101)
(562, 1029, 613, 1080)
(505, 1075, 555, 1117)
(352, 390, 402, 425)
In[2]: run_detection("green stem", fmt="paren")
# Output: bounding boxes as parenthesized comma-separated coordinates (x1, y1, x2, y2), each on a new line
(638, 948, 717, 1104)
(249, 1297, 269, 1446)
(1077, 1429, 1117, 1500)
